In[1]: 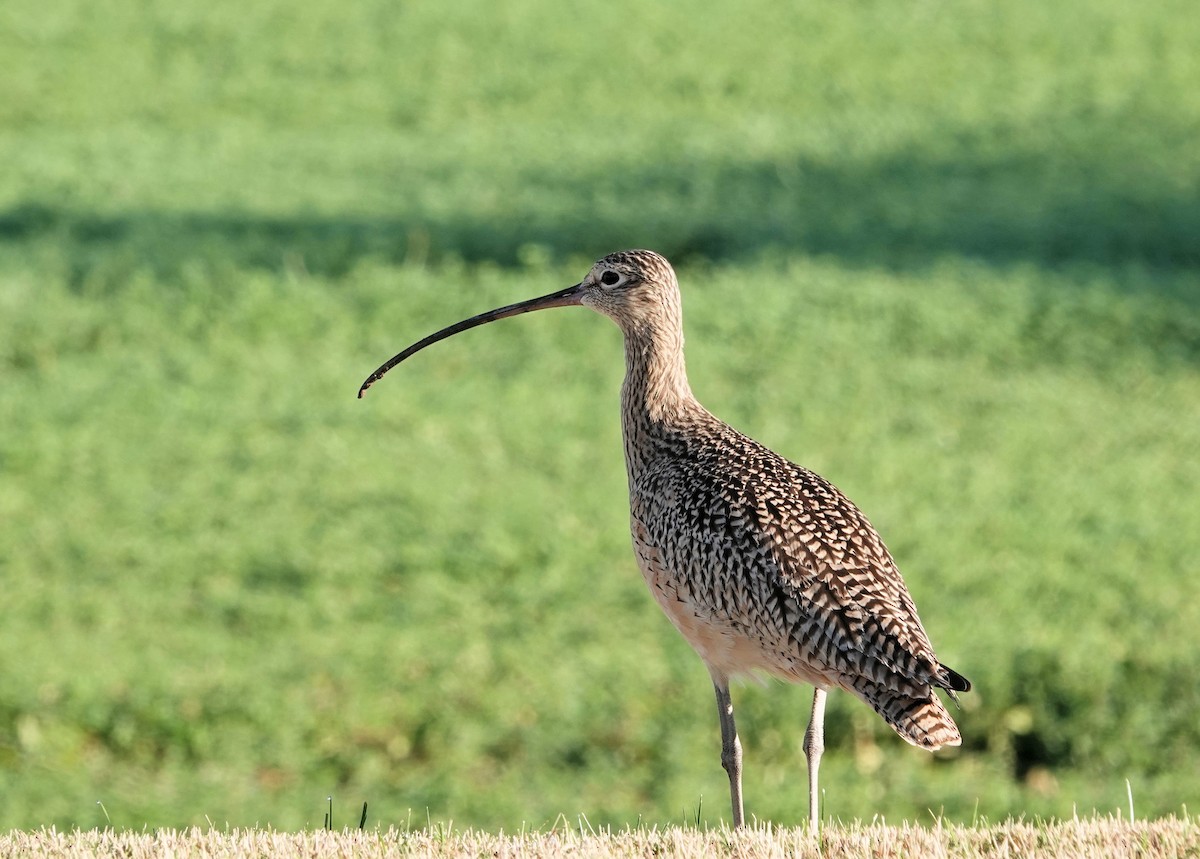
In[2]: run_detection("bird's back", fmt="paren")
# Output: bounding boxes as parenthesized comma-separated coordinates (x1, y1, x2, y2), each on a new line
(627, 407, 968, 749)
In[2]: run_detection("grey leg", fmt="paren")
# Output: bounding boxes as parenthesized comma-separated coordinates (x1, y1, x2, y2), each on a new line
(713, 682, 745, 828)
(803, 687, 827, 828)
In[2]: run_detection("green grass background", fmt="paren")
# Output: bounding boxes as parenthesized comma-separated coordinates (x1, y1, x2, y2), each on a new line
(2, 0, 1198, 831)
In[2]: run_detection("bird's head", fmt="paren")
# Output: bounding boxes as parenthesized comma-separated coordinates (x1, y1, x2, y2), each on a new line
(578, 249, 682, 332)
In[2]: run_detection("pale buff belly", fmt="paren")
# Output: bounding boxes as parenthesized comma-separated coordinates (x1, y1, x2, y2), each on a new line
(630, 514, 830, 688)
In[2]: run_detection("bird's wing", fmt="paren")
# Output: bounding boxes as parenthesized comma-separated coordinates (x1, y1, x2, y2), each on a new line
(677, 428, 952, 697)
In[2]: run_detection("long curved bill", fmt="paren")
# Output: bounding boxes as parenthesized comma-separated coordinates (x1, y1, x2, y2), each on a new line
(358, 281, 586, 398)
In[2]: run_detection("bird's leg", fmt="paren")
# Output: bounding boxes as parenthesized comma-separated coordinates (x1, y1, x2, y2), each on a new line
(803, 687, 827, 829)
(712, 681, 745, 828)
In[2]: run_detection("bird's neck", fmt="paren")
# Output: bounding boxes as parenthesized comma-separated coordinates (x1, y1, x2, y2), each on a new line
(619, 319, 701, 474)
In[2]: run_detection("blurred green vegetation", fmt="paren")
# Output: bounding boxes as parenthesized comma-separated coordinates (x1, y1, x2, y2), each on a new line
(2, 0, 1198, 832)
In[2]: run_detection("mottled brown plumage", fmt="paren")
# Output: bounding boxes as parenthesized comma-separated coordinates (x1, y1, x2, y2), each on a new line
(359, 249, 970, 828)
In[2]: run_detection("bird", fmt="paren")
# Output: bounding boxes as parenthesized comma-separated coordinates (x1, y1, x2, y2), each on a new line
(358, 249, 970, 828)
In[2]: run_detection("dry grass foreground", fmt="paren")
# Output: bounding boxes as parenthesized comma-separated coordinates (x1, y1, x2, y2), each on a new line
(2, 818, 1197, 859)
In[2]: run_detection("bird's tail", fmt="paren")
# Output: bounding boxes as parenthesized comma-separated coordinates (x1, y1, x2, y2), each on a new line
(871, 689, 963, 749)
(860, 661, 972, 749)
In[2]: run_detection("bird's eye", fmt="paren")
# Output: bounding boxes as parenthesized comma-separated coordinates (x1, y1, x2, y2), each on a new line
(599, 270, 622, 287)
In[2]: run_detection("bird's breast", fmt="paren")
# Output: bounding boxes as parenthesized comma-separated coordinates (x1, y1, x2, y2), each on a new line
(627, 478, 839, 689)
(629, 505, 786, 682)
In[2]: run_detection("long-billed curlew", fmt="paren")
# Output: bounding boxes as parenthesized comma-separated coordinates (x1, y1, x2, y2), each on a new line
(358, 249, 970, 828)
